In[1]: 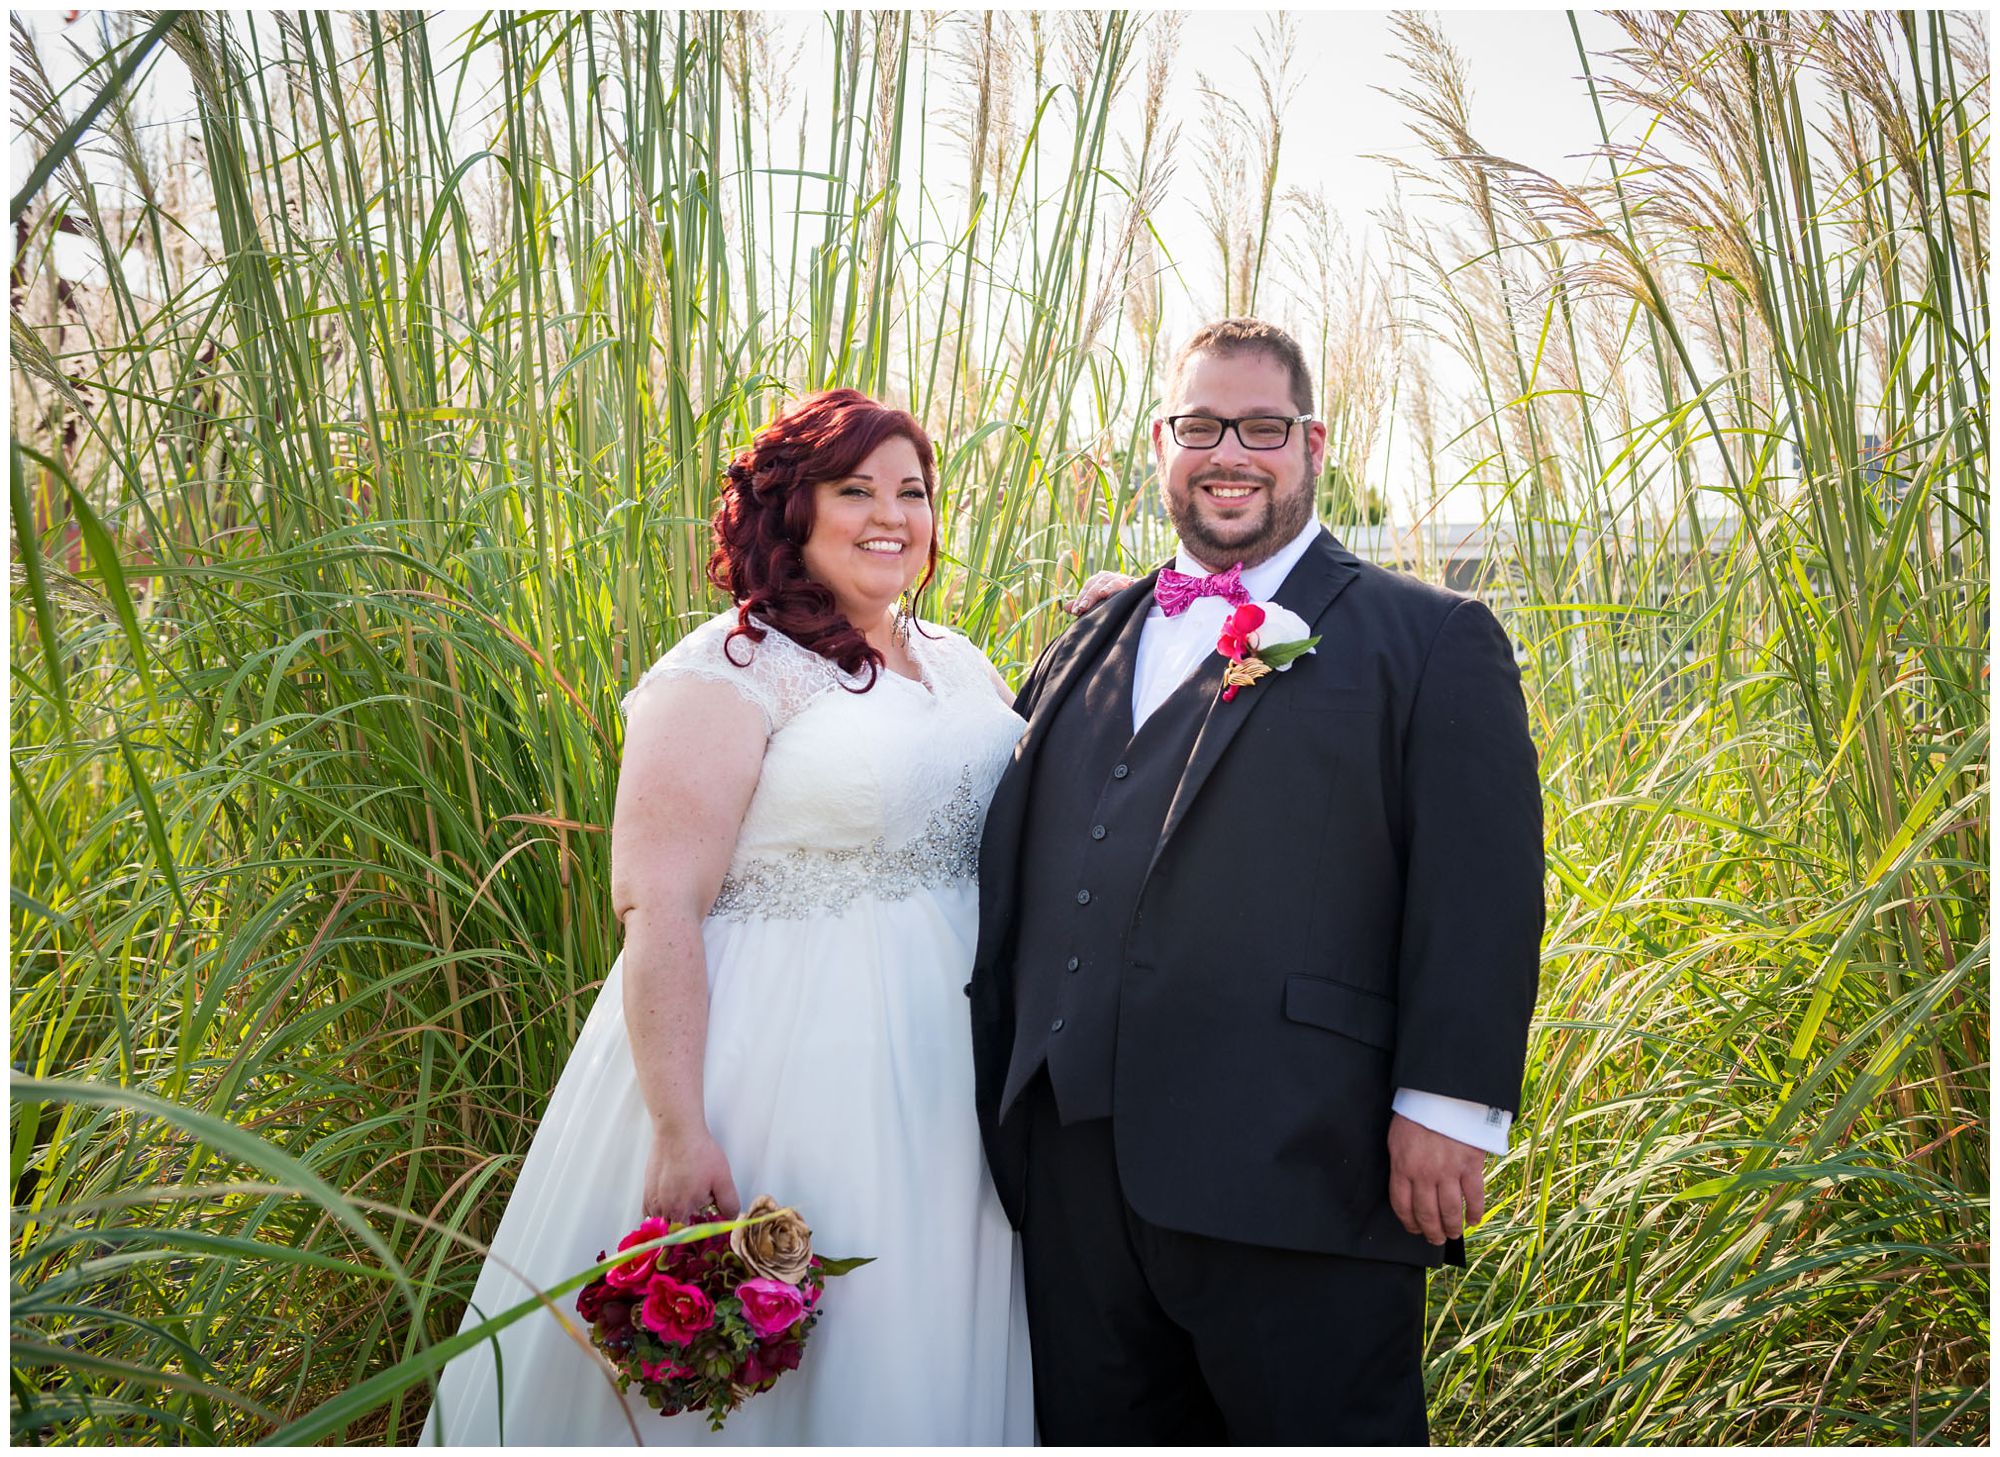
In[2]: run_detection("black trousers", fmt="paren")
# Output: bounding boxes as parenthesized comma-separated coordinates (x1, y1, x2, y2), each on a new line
(1018, 1077, 1430, 1445)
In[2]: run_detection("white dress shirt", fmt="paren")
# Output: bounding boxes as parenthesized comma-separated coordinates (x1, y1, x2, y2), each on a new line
(1132, 516, 1512, 1156)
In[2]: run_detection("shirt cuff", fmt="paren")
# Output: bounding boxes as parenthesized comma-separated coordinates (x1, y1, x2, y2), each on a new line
(1393, 1088, 1512, 1156)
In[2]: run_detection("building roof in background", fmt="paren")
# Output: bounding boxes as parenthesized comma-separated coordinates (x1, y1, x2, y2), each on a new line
(1336, 518, 1740, 564)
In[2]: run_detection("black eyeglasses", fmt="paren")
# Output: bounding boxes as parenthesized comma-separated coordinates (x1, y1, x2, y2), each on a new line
(1165, 414, 1314, 450)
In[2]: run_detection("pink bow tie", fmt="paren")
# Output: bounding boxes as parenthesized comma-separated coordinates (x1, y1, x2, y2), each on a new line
(1156, 561, 1249, 617)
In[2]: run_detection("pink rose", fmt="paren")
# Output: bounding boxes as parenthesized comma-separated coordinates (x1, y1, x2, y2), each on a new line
(607, 1217, 673, 1292)
(735, 1277, 809, 1340)
(639, 1274, 716, 1342)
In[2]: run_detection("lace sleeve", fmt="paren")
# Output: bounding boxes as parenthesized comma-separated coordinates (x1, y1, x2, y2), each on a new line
(920, 621, 1008, 701)
(619, 613, 836, 736)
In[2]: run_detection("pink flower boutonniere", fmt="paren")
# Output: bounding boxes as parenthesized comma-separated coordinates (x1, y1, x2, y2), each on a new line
(1216, 602, 1321, 701)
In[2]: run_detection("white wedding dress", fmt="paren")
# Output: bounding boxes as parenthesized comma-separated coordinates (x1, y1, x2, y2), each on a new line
(420, 611, 1035, 1446)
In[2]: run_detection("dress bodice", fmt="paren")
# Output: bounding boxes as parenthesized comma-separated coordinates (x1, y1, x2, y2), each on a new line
(620, 611, 1026, 920)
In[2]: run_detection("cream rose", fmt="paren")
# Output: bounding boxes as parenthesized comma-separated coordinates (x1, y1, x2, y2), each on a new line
(730, 1194, 814, 1283)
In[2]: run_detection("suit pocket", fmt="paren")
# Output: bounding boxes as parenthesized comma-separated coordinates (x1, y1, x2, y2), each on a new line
(1283, 973, 1397, 1050)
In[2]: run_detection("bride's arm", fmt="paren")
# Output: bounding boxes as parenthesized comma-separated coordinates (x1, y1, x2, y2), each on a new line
(610, 674, 767, 1222)
(976, 654, 1014, 705)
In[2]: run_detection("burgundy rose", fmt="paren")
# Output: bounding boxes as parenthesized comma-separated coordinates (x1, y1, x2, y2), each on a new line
(657, 1236, 708, 1280)
(576, 1279, 611, 1322)
(596, 1297, 633, 1338)
(762, 1335, 804, 1375)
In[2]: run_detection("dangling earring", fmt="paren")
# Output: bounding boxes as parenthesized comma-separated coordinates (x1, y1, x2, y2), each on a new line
(893, 590, 914, 647)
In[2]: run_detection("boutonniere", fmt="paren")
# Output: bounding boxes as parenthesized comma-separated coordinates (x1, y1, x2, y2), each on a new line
(1216, 602, 1321, 701)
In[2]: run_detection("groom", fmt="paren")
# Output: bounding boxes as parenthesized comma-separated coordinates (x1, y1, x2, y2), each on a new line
(969, 318, 1544, 1443)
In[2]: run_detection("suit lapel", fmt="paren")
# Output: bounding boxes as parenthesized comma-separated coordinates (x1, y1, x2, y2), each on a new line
(1145, 529, 1362, 884)
(1082, 581, 1155, 734)
(1015, 567, 1161, 763)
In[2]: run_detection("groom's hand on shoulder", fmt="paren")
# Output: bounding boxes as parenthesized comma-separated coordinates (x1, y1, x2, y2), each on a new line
(1386, 1113, 1487, 1246)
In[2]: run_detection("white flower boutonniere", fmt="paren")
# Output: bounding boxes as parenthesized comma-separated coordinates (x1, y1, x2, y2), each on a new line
(1216, 601, 1320, 701)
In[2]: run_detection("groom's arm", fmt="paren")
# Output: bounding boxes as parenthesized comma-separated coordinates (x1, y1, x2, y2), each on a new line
(1386, 598, 1544, 1241)
(1390, 596, 1543, 1107)
(1010, 626, 1071, 719)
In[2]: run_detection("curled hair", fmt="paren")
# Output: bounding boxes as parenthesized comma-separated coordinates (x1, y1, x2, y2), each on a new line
(707, 389, 940, 687)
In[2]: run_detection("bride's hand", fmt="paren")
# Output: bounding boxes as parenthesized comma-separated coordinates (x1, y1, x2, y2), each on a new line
(1067, 570, 1137, 616)
(643, 1125, 741, 1223)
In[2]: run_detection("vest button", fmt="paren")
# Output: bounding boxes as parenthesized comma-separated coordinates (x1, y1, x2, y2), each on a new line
(1112, 763, 1130, 779)
(1066, 956, 1079, 972)
(1075, 888, 1091, 905)
(1051, 1018, 1065, 1033)
(962, 982, 972, 998)
(1091, 824, 1106, 840)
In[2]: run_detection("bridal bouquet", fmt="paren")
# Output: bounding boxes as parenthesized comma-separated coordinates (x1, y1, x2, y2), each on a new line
(575, 1195, 869, 1431)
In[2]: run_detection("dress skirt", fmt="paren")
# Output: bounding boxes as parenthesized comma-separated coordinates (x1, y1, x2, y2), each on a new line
(418, 882, 1035, 1446)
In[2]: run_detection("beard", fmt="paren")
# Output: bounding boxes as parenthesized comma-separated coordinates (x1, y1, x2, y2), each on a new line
(1165, 461, 1316, 572)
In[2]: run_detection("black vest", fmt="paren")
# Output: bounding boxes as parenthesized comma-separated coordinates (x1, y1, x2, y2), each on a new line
(999, 594, 1216, 1122)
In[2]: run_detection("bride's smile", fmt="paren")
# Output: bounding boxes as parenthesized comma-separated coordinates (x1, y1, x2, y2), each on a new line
(802, 436, 935, 632)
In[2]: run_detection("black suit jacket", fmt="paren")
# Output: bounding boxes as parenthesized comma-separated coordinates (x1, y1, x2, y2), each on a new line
(970, 528, 1544, 1264)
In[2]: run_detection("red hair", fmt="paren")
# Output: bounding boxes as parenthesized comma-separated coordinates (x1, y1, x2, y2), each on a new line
(707, 389, 940, 687)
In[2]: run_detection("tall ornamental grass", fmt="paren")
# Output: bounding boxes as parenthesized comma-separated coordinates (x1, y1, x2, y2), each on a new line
(1375, 12, 1986, 1441)
(9, 9, 1986, 1444)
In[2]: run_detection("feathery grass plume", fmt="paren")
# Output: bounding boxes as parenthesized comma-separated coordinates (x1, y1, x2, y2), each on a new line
(1081, 14, 1173, 357)
(1383, 213, 1449, 519)
(1277, 188, 1392, 524)
(1240, 13, 1300, 316)
(1192, 75, 1252, 316)
(1114, 14, 1178, 365)
(1191, 14, 1298, 318)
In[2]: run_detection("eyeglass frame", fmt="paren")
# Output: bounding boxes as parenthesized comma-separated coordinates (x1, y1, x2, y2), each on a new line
(1162, 413, 1316, 450)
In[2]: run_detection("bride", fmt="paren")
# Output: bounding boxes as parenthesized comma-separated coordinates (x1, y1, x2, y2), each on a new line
(420, 389, 1041, 1445)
